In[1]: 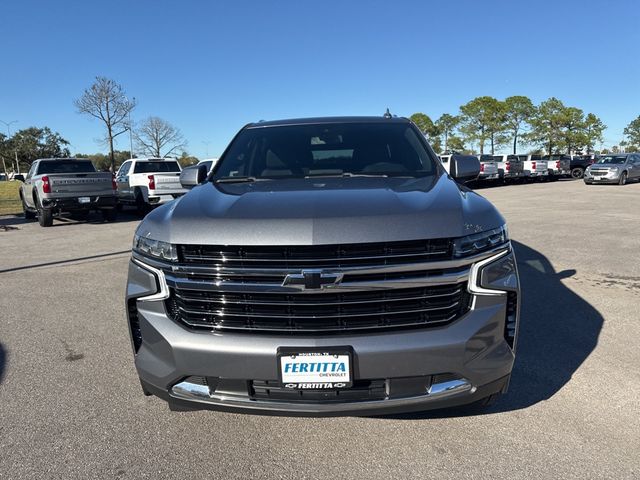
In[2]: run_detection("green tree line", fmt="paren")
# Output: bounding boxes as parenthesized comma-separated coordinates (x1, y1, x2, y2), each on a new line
(410, 96, 636, 156)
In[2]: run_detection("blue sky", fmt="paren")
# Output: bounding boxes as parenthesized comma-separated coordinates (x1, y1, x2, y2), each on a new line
(1, 0, 639, 157)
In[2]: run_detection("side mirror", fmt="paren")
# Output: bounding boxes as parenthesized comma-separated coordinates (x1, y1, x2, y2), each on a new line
(450, 155, 480, 183)
(180, 164, 208, 189)
(13, 174, 25, 182)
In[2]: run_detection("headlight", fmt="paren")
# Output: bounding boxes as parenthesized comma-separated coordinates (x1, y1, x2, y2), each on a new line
(133, 234, 178, 262)
(469, 250, 519, 295)
(480, 252, 518, 291)
(453, 225, 508, 258)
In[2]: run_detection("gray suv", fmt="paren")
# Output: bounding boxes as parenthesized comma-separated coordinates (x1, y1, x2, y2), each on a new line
(126, 117, 520, 416)
(584, 153, 640, 185)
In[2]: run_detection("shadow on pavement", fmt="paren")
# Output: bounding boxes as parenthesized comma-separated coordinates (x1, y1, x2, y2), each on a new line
(381, 240, 603, 419)
(0, 215, 31, 227)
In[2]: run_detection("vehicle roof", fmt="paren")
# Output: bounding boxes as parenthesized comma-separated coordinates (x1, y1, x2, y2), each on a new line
(36, 158, 92, 162)
(599, 152, 633, 156)
(126, 157, 179, 162)
(246, 116, 410, 128)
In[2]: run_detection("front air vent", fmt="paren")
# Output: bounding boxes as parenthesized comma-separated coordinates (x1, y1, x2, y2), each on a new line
(127, 299, 142, 353)
(505, 291, 518, 349)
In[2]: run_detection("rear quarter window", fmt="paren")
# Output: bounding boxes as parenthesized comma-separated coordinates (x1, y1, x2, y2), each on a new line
(133, 161, 181, 173)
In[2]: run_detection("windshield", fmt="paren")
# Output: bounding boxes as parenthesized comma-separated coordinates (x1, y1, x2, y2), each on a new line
(133, 161, 181, 173)
(213, 123, 438, 180)
(596, 156, 627, 165)
(37, 160, 96, 174)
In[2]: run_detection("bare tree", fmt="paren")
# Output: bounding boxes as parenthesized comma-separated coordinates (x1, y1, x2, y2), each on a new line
(75, 77, 136, 171)
(134, 116, 186, 157)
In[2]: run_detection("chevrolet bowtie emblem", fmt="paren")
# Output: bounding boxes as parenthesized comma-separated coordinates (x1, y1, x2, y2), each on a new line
(282, 270, 344, 290)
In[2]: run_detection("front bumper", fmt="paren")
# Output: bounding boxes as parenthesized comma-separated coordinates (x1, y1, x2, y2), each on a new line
(584, 171, 620, 183)
(41, 195, 117, 211)
(126, 253, 519, 416)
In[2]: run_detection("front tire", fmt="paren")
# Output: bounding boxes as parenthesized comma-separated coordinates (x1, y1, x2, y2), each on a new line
(618, 172, 628, 185)
(571, 167, 584, 179)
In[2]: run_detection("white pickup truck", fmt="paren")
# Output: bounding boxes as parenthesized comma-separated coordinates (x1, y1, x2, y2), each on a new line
(518, 154, 548, 180)
(476, 155, 500, 181)
(115, 158, 187, 214)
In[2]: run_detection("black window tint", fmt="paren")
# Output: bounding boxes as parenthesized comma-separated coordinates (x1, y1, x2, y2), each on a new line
(133, 161, 181, 173)
(37, 160, 96, 174)
(215, 123, 437, 179)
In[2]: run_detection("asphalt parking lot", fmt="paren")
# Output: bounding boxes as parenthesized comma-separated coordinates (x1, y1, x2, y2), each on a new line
(1, 180, 639, 479)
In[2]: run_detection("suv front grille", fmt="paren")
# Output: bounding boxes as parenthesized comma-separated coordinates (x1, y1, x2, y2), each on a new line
(178, 239, 452, 269)
(165, 283, 471, 333)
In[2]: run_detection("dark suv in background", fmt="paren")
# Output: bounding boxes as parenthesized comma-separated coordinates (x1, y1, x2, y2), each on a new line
(126, 116, 521, 416)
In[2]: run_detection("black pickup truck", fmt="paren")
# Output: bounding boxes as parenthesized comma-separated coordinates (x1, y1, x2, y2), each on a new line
(569, 155, 598, 178)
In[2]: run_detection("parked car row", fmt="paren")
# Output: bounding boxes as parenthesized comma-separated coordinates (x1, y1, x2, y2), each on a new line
(437, 152, 640, 186)
(13, 156, 224, 227)
(14, 149, 638, 228)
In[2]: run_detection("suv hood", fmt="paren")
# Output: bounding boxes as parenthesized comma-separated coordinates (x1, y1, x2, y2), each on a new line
(590, 164, 622, 169)
(137, 175, 505, 245)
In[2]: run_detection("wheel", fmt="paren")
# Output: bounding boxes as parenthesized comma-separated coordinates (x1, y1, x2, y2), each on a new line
(135, 191, 149, 216)
(37, 205, 53, 227)
(571, 167, 584, 179)
(618, 172, 627, 185)
(102, 208, 117, 222)
(21, 195, 36, 220)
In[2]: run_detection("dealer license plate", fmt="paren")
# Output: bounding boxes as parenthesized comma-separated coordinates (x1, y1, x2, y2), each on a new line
(278, 349, 352, 389)
(78, 197, 91, 204)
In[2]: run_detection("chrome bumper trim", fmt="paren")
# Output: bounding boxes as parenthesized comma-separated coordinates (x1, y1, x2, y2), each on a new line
(170, 378, 473, 412)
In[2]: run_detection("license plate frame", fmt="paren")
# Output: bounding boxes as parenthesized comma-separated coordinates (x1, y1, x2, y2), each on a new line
(277, 347, 353, 390)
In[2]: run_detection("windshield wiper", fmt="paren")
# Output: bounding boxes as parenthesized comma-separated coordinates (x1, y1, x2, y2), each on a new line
(304, 172, 389, 179)
(214, 176, 271, 184)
